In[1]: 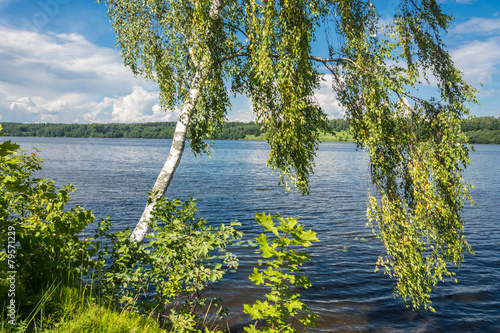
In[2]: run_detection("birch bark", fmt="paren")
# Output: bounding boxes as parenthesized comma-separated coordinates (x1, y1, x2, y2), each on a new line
(130, 72, 200, 243)
(130, 0, 223, 243)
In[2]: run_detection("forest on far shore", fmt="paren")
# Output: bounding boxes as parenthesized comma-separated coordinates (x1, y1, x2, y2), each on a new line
(1, 116, 499, 144)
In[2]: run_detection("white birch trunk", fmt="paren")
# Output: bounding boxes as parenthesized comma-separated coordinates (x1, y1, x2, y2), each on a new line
(130, 0, 224, 243)
(130, 73, 200, 243)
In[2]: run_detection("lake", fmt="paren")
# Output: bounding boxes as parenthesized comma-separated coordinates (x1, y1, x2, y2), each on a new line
(5, 137, 500, 332)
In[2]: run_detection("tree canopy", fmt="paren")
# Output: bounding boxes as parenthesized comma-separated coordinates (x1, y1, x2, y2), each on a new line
(102, 0, 478, 311)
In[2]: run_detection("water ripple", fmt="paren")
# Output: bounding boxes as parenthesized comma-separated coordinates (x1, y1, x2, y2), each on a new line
(7, 137, 500, 332)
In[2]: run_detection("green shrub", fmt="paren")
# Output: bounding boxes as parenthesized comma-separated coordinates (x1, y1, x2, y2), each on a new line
(97, 196, 242, 332)
(0, 127, 98, 293)
(92, 218, 152, 309)
(243, 213, 319, 333)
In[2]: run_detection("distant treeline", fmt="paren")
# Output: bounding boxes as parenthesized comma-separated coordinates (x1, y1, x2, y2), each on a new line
(1, 120, 351, 140)
(0, 122, 264, 140)
(458, 116, 500, 144)
(2, 117, 499, 143)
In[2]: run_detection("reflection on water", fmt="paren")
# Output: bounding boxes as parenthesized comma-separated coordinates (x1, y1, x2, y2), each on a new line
(7, 137, 500, 332)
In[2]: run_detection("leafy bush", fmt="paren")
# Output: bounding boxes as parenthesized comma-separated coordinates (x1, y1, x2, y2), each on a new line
(93, 218, 152, 308)
(243, 213, 319, 333)
(0, 127, 98, 292)
(96, 196, 242, 332)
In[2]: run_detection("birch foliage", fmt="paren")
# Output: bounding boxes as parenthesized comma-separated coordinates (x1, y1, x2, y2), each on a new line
(103, 0, 477, 311)
(325, 1, 477, 311)
(104, 0, 330, 192)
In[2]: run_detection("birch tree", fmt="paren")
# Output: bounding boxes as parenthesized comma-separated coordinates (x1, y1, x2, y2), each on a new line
(103, 0, 477, 310)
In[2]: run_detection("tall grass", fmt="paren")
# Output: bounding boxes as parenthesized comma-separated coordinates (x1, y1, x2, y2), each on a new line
(0, 282, 166, 333)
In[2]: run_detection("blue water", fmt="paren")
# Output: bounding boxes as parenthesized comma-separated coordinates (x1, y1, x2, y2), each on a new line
(6, 137, 500, 332)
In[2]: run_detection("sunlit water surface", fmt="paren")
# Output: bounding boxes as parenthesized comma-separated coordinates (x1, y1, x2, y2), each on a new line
(7, 137, 500, 332)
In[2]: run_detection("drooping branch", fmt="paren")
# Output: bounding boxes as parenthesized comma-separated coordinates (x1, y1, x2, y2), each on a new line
(218, 51, 360, 67)
(308, 55, 361, 69)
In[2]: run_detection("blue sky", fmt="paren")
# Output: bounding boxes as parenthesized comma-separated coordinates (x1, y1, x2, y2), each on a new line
(0, 0, 499, 124)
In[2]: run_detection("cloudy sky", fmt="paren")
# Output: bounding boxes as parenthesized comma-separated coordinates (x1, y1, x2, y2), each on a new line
(0, 0, 499, 124)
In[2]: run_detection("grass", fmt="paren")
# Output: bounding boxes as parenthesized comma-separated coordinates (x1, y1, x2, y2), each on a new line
(242, 133, 267, 141)
(0, 282, 167, 333)
(243, 130, 354, 142)
(50, 301, 165, 333)
(318, 130, 354, 142)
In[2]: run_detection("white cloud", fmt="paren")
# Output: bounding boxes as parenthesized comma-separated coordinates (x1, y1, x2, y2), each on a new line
(8, 95, 63, 123)
(438, 0, 475, 3)
(82, 87, 179, 123)
(10, 97, 37, 112)
(227, 96, 255, 122)
(110, 86, 179, 123)
(451, 37, 500, 86)
(83, 97, 114, 123)
(0, 25, 159, 123)
(0, 24, 351, 124)
(0, 25, 259, 124)
(314, 74, 346, 119)
(452, 17, 500, 34)
(5, 21, 494, 124)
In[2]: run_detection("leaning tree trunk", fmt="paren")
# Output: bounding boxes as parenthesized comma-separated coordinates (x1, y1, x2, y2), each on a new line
(130, 0, 223, 243)
(130, 70, 202, 243)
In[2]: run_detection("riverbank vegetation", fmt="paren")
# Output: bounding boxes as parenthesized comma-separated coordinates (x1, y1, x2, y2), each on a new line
(0, 127, 318, 332)
(2, 117, 499, 144)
